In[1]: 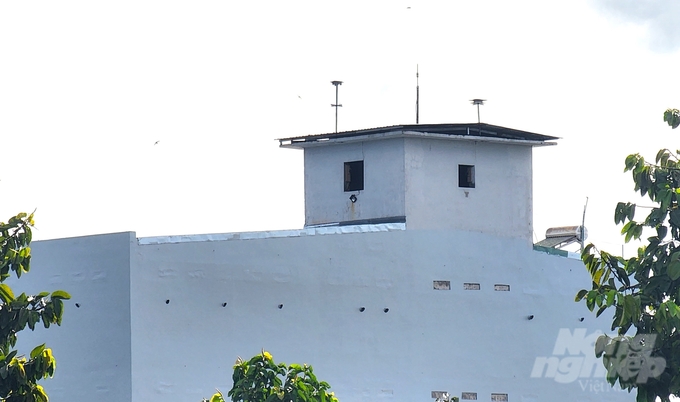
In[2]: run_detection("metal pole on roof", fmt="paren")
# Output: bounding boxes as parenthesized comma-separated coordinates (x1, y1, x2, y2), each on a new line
(471, 99, 485, 123)
(416, 65, 420, 124)
(331, 81, 343, 132)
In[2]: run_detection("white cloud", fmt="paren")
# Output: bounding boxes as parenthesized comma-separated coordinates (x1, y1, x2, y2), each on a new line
(591, 0, 680, 52)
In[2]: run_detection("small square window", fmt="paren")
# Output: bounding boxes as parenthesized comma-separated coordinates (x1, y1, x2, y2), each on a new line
(344, 161, 364, 192)
(459, 164, 475, 188)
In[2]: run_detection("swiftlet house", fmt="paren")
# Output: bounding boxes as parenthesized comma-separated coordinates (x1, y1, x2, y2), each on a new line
(13, 123, 619, 402)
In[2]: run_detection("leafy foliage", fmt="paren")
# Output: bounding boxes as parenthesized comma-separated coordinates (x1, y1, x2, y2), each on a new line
(204, 351, 339, 402)
(577, 143, 680, 401)
(664, 109, 680, 129)
(0, 213, 70, 402)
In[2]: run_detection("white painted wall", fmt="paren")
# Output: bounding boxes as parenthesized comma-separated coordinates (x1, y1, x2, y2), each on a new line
(10, 232, 133, 402)
(404, 138, 533, 242)
(301, 136, 534, 243)
(128, 227, 618, 402)
(303, 138, 405, 226)
(15, 227, 625, 402)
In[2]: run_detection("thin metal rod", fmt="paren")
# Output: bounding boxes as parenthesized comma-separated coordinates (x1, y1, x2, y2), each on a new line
(416, 65, 419, 124)
(581, 196, 589, 253)
(477, 105, 480, 123)
(331, 81, 343, 133)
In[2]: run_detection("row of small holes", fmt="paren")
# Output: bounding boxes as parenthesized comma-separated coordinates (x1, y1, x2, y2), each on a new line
(71, 301, 582, 321)
(161, 300, 388, 312)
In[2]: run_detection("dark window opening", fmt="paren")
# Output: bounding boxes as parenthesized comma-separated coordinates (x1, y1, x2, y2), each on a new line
(458, 164, 475, 188)
(344, 161, 364, 192)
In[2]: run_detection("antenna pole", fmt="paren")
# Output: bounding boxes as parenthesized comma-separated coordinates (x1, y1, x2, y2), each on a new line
(331, 81, 343, 132)
(581, 196, 589, 253)
(470, 99, 486, 123)
(416, 65, 420, 124)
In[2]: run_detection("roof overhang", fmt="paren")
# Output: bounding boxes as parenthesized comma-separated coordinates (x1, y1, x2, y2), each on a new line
(278, 123, 559, 149)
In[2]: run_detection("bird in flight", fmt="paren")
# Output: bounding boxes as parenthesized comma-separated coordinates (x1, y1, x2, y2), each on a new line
(154, 140, 160, 145)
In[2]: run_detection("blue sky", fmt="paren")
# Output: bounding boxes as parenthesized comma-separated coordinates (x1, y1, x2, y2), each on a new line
(1, 0, 680, 256)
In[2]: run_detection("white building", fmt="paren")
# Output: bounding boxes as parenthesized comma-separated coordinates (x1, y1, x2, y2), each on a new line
(12, 123, 627, 401)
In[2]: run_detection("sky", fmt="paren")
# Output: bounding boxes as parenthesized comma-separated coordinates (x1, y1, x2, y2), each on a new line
(1, 0, 680, 255)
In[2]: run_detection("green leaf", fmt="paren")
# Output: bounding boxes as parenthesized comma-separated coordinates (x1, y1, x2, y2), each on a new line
(53, 298, 64, 325)
(658, 225, 668, 240)
(0, 283, 14, 303)
(594, 268, 604, 285)
(5, 350, 17, 363)
(32, 385, 48, 402)
(615, 202, 627, 224)
(656, 149, 667, 164)
(595, 335, 609, 357)
(668, 260, 680, 280)
(210, 393, 225, 402)
(670, 209, 680, 227)
(636, 387, 650, 402)
(596, 305, 608, 318)
(50, 290, 71, 300)
(586, 290, 597, 311)
(625, 154, 639, 172)
(575, 289, 588, 302)
(605, 289, 616, 305)
(30, 344, 46, 359)
(664, 108, 680, 129)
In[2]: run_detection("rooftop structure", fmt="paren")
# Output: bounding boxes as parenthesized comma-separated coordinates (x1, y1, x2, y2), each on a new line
(280, 123, 557, 243)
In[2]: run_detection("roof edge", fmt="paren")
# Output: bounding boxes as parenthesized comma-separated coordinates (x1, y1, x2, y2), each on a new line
(278, 123, 559, 148)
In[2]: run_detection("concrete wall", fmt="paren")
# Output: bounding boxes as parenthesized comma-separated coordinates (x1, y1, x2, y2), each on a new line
(303, 139, 405, 226)
(302, 137, 534, 243)
(130, 227, 619, 402)
(11, 227, 624, 402)
(10, 232, 133, 402)
(404, 138, 533, 242)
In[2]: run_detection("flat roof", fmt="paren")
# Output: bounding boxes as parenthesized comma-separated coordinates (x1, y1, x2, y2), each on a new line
(279, 123, 559, 148)
(138, 222, 406, 245)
